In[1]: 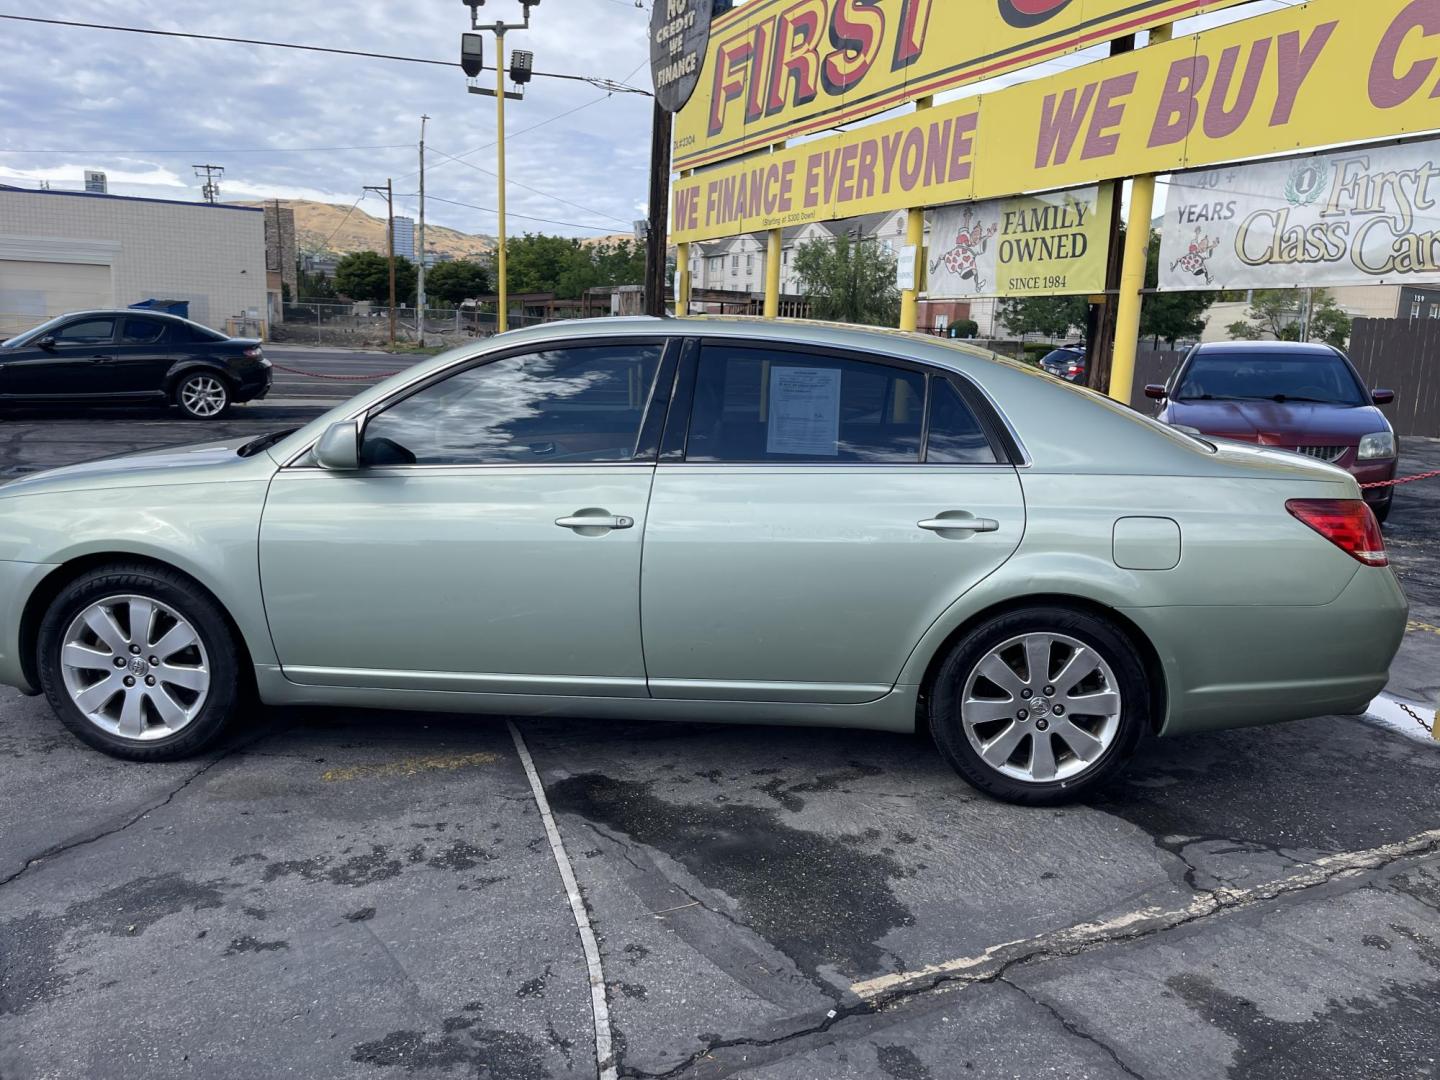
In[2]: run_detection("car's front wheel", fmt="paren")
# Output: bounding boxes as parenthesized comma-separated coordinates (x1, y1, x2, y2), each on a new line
(929, 607, 1150, 805)
(175, 371, 231, 419)
(37, 563, 242, 760)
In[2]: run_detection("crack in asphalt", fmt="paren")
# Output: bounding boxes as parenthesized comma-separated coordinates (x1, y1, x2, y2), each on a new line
(0, 727, 280, 892)
(618, 837, 1440, 1079)
(999, 976, 1148, 1080)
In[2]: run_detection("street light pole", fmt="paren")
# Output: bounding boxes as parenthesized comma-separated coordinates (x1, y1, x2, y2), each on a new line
(495, 29, 509, 333)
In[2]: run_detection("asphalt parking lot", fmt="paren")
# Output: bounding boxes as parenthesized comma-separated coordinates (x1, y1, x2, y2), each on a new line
(2, 345, 1438, 1080)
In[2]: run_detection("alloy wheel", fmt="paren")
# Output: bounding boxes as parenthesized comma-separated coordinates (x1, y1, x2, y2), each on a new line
(180, 375, 228, 417)
(59, 594, 211, 740)
(961, 632, 1122, 784)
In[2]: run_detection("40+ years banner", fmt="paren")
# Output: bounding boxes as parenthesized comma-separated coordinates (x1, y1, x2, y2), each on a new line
(1160, 139, 1440, 292)
(927, 185, 1113, 298)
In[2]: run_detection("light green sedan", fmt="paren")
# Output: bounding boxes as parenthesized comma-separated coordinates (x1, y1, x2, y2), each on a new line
(0, 319, 1408, 804)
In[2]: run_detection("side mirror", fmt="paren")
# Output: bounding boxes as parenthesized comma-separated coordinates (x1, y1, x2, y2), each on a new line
(1371, 388, 1396, 406)
(314, 420, 361, 470)
(36, 335, 57, 351)
(1144, 384, 1168, 400)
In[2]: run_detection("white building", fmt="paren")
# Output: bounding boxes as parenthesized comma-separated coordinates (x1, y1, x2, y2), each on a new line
(392, 216, 417, 262)
(0, 185, 268, 338)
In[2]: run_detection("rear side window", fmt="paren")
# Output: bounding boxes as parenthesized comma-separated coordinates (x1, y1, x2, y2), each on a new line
(121, 317, 166, 344)
(687, 346, 924, 463)
(926, 379, 999, 464)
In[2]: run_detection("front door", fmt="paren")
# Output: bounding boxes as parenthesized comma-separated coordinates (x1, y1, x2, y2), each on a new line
(640, 343, 1025, 703)
(260, 339, 673, 696)
(0, 315, 117, 398)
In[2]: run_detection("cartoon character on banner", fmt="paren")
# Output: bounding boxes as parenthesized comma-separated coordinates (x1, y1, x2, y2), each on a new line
(931, 208, 999, 295)
(1171, 228, 1221, 286)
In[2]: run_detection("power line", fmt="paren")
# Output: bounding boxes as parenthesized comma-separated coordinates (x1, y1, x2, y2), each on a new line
(427, 145, 632, 227)
(0, 143, 411, 155)
(415, 95, 617, 184)
(419, 194, 622, 234)
(321, 193, 369, 249)
(0, 14, 652, 94)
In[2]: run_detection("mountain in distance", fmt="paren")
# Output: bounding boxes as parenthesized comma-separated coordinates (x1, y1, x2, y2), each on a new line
(240, 199, 495, 259)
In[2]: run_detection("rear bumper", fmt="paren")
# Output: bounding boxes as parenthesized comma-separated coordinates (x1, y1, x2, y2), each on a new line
(233, 365, 272, 403)
(1127, 565, 1409, 737)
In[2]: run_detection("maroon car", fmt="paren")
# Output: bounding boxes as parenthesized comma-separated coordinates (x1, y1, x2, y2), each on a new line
(1146, 342, 1398, 522)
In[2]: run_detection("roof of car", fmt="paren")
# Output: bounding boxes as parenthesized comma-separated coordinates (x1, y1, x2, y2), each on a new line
(1193, 340, 1339, 354)
(55, 309, 194, 322)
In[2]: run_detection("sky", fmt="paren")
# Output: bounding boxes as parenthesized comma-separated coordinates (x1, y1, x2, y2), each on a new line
(0, 1, 1301, 240)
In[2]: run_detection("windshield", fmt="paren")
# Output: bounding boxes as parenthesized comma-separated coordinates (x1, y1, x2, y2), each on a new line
(1175, 352, 1368, 406)
(1, 315, 72, 349)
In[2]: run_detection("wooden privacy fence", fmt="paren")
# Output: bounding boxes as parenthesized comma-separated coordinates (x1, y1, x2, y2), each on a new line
(1347, 320, 1440, 438)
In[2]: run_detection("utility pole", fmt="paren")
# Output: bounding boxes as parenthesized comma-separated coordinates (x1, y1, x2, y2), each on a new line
(365, 179, 398, 347)
(460, 1, 537, 336)
(645, 101, 672, 317)
(418, 114, 429, 347)
(193, 163, 225, 204)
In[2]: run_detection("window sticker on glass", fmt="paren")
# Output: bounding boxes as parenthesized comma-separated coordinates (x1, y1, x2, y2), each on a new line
(766, 366, 842, 457)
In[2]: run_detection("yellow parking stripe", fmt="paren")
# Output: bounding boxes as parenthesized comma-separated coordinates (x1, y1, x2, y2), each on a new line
(322, 751, 498, 782)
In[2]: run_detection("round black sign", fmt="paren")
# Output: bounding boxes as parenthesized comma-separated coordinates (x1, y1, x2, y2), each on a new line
(650, 0, 711, 113)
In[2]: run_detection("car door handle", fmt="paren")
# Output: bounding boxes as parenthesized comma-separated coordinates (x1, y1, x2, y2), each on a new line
(918, 516, 1000, 534)
(90, 354, 114, 363)
(555, 513, 635, 531)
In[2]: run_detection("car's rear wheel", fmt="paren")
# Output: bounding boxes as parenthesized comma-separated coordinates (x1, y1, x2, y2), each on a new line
(175, 371, 231, 419)
(929, 607, 1150, 805)
(37, 564, 242, 760)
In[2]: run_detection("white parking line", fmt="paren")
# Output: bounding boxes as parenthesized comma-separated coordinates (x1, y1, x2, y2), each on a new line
(850, 826, 1440, 1001)
(507, 720, 619, 1080)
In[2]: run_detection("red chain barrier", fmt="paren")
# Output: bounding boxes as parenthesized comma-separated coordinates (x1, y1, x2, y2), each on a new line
(1361, 469, 1440, 490)
(270, 363, 403, 382)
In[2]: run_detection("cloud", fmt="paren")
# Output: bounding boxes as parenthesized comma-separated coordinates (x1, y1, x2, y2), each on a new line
(0, 0, 655, 238)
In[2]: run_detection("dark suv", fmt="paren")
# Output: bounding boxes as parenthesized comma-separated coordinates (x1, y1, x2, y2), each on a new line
(0, 310, 272, 418)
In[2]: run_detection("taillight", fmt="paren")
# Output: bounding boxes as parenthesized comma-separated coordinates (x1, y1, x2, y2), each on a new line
(1285, 499, 1388, 566)
(1066, 364, 1083, 375)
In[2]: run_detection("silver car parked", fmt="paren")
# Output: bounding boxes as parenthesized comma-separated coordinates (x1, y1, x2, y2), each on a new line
(0, 319, 1408, 804)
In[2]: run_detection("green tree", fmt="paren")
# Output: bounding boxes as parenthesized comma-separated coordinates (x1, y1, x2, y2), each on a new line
(792, 235, 900, 326)
(1140, 232, 1214, 347)
(334, 251, 417, 306)
(295, 261, 338, 301)
(1227, 289, 1305, 340)
(424, 259, 491, 306)
(505, 234, 586, 296)
(1309, 295, 1353, 347)
(996, 295, 1090, 339)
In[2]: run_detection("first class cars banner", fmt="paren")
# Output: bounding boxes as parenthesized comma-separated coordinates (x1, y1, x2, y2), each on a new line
(927, 185, 1113, 298)
(671, 0, 1255, 172)
(671, 0, 1440, 243)
(1160, 139, 1440, 292)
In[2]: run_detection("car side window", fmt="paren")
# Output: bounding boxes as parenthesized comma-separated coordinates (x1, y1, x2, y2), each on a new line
(53, 318, 116, 344)
(925, 378, 1000, 464)
(121, 317, 166, 345)
(359, 344, 665, 466)
(686, 346, 924, 463)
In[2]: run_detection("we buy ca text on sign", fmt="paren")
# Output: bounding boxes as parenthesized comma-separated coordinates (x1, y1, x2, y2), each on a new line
(672, 0, 1254, 172)
(671, 0, 1440, 244)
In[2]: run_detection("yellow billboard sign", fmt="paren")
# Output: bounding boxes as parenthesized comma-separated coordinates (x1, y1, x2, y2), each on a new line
(928, 185, 1114, 297)
(673, 0, 1256, 173)
(672, 0, 1440, 243)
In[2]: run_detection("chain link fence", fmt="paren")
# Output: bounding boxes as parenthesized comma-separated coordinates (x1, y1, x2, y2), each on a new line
(274, 302, 558, 349)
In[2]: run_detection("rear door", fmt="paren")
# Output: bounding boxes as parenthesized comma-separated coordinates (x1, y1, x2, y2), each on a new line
(639, 341, 1026, 704)
(0, 316, 117, 398)
(110, 316, 183, 395)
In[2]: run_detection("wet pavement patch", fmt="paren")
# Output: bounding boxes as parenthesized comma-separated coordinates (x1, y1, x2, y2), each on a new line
(352, 1021, 551, 1079)
(1, 873, 224, 1014)
(545, 773, 915, 983)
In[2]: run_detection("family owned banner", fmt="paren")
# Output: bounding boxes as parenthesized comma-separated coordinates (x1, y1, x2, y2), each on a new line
(1160, 139, 1440, 292)
(927, 185, 1112, 298)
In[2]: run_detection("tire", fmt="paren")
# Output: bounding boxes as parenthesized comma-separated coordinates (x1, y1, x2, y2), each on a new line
(174, 371, 231, 419)
(37, 563, 242, 761)
(1372, 494, 1392, 525)
(929, 606, 1150, 806)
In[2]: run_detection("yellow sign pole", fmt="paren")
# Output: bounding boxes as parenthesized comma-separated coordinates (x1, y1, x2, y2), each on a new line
(764, 228, 782, 318)
(676, 241, 690, 316)
(1107, 25, 1170, 404)
(900, 97, 932, 333)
